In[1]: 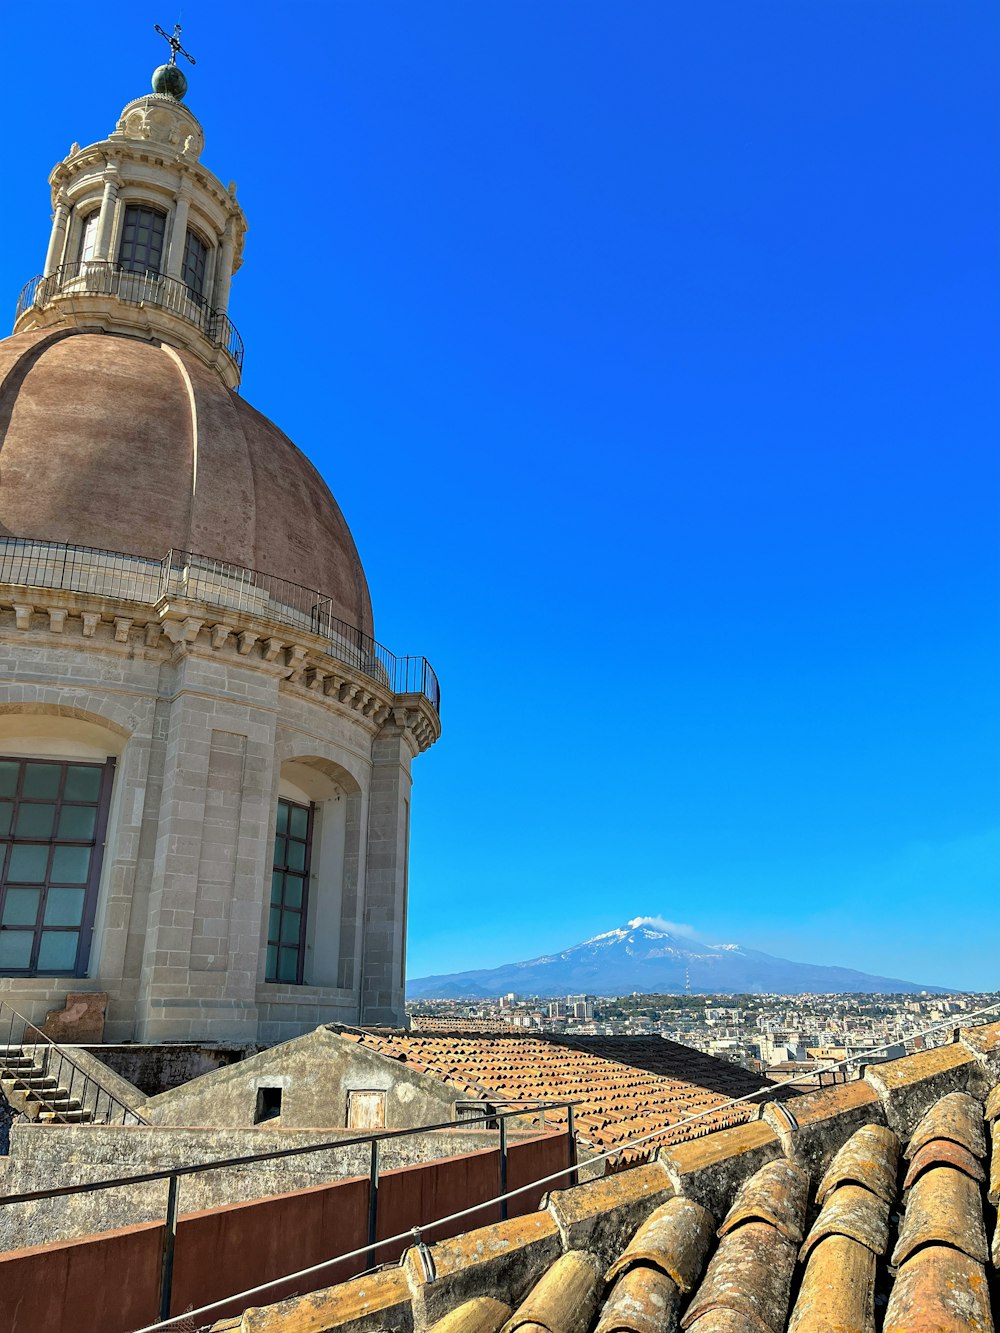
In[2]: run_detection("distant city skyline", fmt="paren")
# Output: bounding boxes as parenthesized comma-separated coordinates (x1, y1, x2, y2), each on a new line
(4, 2, 997, 989)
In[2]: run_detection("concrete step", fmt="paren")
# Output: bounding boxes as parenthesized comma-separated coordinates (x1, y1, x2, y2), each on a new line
(37, 1109, 93, 1123)
(15, 1076, 59, 1091)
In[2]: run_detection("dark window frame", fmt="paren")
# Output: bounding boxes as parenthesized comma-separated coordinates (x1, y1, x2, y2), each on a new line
(0, 757, 115, 978)
(117, 203, 167, 277)
(266, 797, 313, 985)
(181, 227, 209, 301)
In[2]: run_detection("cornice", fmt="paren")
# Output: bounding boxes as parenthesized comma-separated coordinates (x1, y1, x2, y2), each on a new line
(0, 588, 439, 755)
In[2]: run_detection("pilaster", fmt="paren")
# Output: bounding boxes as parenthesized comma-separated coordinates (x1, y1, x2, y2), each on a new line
(359, 709, 418, 1025)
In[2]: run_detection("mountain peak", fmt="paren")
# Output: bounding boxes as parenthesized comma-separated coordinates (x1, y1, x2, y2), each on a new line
(407, 918, 948, 999)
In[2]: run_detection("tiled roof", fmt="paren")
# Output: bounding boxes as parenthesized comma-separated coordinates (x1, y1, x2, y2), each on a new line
(337, 1029, 777, 1156)
(213, 1019, 1000, 1333)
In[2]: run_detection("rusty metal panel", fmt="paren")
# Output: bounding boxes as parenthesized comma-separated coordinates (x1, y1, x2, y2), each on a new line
(431, 1298, 513, 1333)
(903, 1137, 985, 1190)
(904, 1090, 986, 1161)
(891, 1165, 989, 1268)
(606, 1197, 715, 1292)
(787, 1233, 876, 1333)
(680, 1221, 796, 1333)
(799, 1184, 890, 1261)
(815, 1125, 899, 1206)
(504, 1251, 602, 1333)
(883, 1245, 994, 1333)
(594, 1266, 682, 1333)
(718, 1160, 809, 1244)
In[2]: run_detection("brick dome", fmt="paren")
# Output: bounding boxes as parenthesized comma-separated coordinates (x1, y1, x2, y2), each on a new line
(0, 328, 373, 636)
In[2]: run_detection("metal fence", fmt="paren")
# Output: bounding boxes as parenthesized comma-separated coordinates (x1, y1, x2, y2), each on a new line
(0, 537, 439, 711)
(0, 1100, 576, 1321)
(15, 261, 244, 374)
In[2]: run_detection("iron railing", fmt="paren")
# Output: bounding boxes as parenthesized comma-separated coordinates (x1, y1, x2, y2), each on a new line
(0, 537, 440, 711)
(15, 260, 244, 374)
(0, 1001, 147, 1126)
(0, 1099, 577, 1320)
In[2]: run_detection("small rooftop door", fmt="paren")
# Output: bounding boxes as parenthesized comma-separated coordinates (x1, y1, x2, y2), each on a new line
(347, 1089, 386, 1129)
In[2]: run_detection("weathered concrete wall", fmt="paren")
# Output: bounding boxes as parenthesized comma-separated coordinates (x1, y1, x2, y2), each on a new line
(0, 1133, 567, 1333)
(0, 1120, 549, 1251)
(143, 1025, 461, 1129)
(76, 1042, 251, 1096)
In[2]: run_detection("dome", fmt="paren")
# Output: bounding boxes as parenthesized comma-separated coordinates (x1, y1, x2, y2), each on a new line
(0, 328, 373, 636)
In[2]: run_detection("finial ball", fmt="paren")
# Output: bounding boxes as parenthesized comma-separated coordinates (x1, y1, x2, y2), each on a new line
(152, 63, 187, 100)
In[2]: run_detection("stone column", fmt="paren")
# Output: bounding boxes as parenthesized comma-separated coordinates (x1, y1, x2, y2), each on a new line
(165, 185, 191, 280)
(214, 218, 236, 314)
(92, 168, 121, 262)
(42, 193, 70, 276)
(359, 710, 416, 1026)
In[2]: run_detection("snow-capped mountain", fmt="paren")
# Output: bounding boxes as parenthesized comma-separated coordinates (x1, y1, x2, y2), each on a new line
(406, 917, 946, 998)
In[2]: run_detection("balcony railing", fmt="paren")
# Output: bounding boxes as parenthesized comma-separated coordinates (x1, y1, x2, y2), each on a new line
(15, 260, 244, 374)
(0, 537, 439, 712)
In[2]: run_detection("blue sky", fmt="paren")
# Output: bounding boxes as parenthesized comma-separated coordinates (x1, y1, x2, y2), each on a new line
(5, 3, 998, 988)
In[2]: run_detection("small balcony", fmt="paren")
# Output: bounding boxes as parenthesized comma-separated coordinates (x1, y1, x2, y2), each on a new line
(14, 261, 244, 389)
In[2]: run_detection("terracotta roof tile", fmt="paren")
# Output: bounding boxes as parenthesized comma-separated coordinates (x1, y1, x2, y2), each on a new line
(502, 1251, 602, 1333)
(799, 1183, 890, 1261)
(904, 1090, 986, 1160)
(786, 1234, 875, 1333)
(813, 1123, 898, 1207)
(891, 1165, 989, 1268)
(717, 1161, 809, 1245)
(430, 1298, 512, 1333)
(594, 1265, 682, 1333)
(903, 1136, 985, 1189)
(883, 1245, 994, 1333)
(605, 1197, 715, 1292)
(339, 1029, 768, 1157)
(681, 1220, 797, 1333)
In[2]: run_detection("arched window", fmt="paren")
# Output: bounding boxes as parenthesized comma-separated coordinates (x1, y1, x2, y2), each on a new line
(76, 212, 100, 265)
(118, 204, 167, 277)
(0, 757, 115, 976)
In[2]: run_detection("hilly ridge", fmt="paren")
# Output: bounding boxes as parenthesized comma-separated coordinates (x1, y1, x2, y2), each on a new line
(407, 918, 947, 998)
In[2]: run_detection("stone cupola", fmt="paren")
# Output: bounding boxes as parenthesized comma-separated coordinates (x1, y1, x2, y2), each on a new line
(13, 53, 248, 389)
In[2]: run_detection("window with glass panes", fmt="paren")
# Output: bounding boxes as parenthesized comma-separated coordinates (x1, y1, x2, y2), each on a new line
(77, 211, 100, 264)
(117, 204, 166, 276)
(182, 228, 208, 300)
(267, 799, 312, 984)
(0, 758, 114, 976)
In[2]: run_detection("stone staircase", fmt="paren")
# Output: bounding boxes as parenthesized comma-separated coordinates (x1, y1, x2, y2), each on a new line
(0, 1045, 94, 1123)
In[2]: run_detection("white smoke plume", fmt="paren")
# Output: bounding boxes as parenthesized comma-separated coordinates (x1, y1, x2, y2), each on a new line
(627, 915, 702, 940)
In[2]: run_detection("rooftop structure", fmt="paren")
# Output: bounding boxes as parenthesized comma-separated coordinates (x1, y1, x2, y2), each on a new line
(337, 1029, 783, 1155)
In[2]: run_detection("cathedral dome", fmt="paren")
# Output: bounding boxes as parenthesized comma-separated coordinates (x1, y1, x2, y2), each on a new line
(0, 327, 373, 636)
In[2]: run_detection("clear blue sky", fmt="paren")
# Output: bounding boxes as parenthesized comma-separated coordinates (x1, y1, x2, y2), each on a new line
(5, 3, 998, 988)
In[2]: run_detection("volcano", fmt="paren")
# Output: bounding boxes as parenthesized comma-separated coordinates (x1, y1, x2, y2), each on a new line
(406, 918, 947, 998)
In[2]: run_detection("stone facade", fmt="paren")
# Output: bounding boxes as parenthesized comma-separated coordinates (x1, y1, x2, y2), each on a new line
(0, 589, 437, 1042)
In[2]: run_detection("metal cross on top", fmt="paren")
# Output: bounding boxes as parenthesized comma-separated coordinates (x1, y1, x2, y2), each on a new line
(154, 23, 196, 67)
